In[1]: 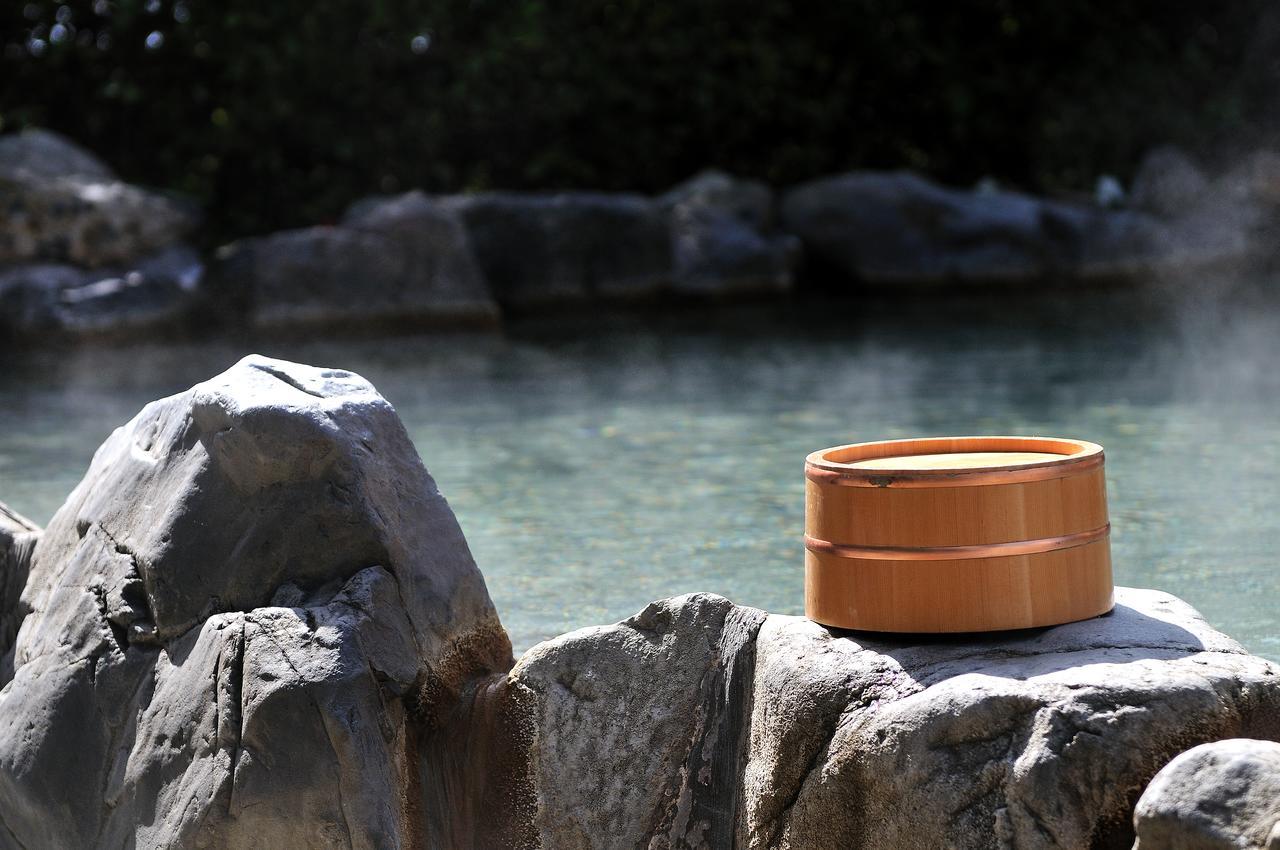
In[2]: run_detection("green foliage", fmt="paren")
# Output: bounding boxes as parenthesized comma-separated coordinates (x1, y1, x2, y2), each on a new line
(1, 1, 1270, 241)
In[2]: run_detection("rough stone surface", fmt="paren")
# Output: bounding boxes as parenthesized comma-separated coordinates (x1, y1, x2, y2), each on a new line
(781, 170, 1248, 287)
(215, 198, 497, 330)
(0, 132, 197, 268)
(0, 356, 512, 848)
(0, 244, 205, 339)
(457, 587, 1280, 850)
(440, 191, 673, 307)
(661, 171, 798, 296)
(1133, 739, 1280, 850)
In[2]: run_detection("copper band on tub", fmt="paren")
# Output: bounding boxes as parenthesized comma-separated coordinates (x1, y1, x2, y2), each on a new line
(805, 452, 1104, 488)
(803, 523, 1110, 562)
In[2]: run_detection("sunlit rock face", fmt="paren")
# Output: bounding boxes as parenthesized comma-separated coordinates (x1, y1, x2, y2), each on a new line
(1133, 739, 1280, 850)
(449, 589, 1280, 850)
(0, 355, 511, 849)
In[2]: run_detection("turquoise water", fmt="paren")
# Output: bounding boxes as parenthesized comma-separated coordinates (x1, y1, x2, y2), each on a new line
(2, 291, 1279, 657)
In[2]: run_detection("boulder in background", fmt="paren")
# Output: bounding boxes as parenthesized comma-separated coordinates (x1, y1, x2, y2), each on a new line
(214, 196, 497, 330)
(0, 244, 205, 340)
(662, 170, 798, 296)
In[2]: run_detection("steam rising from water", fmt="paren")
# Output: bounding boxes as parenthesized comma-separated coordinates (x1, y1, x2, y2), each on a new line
(1, 285, 1279, 657)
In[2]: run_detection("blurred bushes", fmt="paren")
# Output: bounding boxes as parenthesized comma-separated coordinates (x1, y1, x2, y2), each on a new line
(1, 1, 1272, 241)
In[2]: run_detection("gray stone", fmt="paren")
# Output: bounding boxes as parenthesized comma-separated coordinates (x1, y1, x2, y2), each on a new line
(1133, 739, 1280, 850)
(0, 244, 205, 339)
(455, 587, 1280, 849)
(439, 191, 673, 307)
(1130, 146, 1210, 218)
(662, 171, 798, 296)
(0, 128, 115, 183)
(0, 263, 91, 333)
(215, 199, 497, 330)
(0, 356, 512, 848)
(782, 170, 1249, 287)
(352, 183, 794, 306)
(0, 169, 197, 270)
(780, 171, 1081, 286)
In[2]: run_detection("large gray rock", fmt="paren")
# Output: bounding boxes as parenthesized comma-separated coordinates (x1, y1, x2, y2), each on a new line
(661, 171, 798, 296)
(0, 356, 512, 848)
(452, 588, 1280, 849)
(781, 170, 1248, 287)
(215, 195, 497, 330)
(1133, 739, 1280, 850)
(0, 244, 205, 339)
(438, 191, 673, 308)
(0, 129, 196, 269)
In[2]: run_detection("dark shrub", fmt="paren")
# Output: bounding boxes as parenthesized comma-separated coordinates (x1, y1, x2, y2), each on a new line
(1, 2, 1270, 242)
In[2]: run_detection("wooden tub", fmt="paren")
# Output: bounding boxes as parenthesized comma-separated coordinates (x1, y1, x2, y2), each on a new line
(804, 436, 1113, 632)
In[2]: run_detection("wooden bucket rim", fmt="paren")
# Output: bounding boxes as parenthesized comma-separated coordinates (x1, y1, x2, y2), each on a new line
(805, 436, 1104, 488)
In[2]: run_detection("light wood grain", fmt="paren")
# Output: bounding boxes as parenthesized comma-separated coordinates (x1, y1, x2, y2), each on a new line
(845, 451, 1061, 470)
(803, 436, 1113, 632)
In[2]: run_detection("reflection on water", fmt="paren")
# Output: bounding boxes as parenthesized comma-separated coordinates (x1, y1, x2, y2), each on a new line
(2, 289, 1279, 658)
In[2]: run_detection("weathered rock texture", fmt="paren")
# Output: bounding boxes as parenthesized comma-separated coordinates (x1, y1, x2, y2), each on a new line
(1133, 739, 1280, 850)
(0, 129, 196, 269)
(450, 588, 1280, 850)
(215, 194, 498, 330)
(0, 128, 203, 340)
(0, 355, 512, 848)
